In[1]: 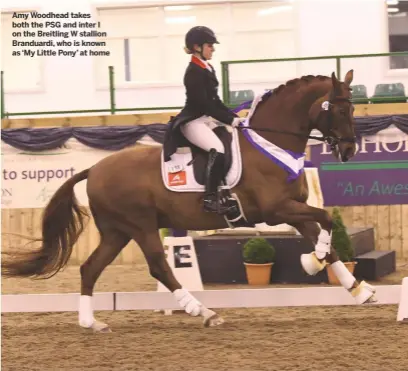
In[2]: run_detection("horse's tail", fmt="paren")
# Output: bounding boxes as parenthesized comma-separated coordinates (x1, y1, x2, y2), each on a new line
(2, 169, 90, 279)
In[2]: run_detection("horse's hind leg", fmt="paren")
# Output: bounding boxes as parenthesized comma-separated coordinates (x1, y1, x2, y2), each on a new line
(134, 229, 224, 327)
(273, 201, 376, 304)
(79, 209, 130, 332)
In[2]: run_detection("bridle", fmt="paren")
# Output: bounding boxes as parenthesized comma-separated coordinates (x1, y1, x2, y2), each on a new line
(317, 96, 357, 150)
(236, 96, 357, 151)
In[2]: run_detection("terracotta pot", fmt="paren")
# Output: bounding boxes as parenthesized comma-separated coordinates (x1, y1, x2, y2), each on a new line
(326, 261, 357, 285)
(244, 262, 273, 285)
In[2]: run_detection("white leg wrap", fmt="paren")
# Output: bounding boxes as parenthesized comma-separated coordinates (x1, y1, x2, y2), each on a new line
(329, 261, 355, 289)
(173, 288, 202, 316)
(300, 229, 331, 275)
(315, 229, 331, 259)
(79, 295, 95, 328)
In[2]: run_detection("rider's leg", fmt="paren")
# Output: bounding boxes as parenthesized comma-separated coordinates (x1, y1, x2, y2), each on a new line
(203, 148, 230, 213)
(180, 117, 233, 214)
(180, 116, 224, 153)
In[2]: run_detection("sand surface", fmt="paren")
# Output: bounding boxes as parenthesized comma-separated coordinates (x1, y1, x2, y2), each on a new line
(2, 250, 408, 371)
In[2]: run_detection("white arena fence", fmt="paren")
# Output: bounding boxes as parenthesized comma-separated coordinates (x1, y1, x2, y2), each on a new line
(2, 284, 407, 322)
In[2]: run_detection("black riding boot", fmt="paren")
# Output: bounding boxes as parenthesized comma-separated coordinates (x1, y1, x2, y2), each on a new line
(203, 149, 235, 214)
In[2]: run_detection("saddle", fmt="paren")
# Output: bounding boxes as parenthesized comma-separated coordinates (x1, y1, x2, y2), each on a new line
(161, 124, 253, 229)
(189, 126, 233, 185)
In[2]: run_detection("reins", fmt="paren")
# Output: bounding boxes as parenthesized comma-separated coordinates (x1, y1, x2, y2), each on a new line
(236, 125, 355, 149)
(236, 125, 328, 142)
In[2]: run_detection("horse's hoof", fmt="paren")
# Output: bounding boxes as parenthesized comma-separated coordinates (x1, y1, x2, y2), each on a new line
(363, 294, 378, 304)
(203, 314, 225, 328)
(351, 281, 377, 305)
(91, 320, 112, 333)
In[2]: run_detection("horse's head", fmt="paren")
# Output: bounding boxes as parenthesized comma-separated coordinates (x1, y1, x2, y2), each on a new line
(311, 70, 356, 162)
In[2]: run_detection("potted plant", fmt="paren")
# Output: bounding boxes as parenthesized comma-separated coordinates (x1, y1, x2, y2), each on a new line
(242, 237, 276, 285)
(326, 207, 357, 285)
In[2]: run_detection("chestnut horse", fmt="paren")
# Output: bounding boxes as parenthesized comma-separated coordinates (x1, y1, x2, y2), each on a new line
(2, 70, 377, 332)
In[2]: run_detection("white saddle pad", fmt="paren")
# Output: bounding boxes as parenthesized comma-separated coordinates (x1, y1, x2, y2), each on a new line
(161, 127, 243, 192)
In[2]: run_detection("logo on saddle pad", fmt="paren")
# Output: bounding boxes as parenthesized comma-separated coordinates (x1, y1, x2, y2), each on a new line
(168, 171, 187, 186)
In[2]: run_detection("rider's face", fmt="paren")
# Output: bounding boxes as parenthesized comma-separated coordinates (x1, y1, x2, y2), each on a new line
(198, 43, 215, 60)
(203, 43, 214, 60)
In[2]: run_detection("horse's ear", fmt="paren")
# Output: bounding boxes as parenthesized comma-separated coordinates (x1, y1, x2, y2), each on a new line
(344, 69, 354, 86)
(331, 72, 339, 87)
(331, 72, 342, 97)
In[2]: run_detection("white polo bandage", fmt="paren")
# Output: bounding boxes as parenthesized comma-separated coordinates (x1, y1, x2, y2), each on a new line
(329, 261, 355, 289)
(173, 288, 202, 316)
(79, 295, 95, 328)
(315, 229, 331, 259)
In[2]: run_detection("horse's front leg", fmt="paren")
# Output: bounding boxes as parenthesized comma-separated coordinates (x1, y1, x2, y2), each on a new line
(268, 201, 333, 273)
(265, 200, 377, 305)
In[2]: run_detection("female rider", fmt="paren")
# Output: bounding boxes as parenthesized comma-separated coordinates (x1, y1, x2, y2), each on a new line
(164, 26, 243, 214)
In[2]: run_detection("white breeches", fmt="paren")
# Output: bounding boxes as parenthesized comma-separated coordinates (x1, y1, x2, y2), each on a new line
(180, 116, 225, 153)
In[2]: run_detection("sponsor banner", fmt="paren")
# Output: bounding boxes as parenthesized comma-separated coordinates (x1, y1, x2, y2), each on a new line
(310, 135, 408, 206)
(1, 139, 115, 209)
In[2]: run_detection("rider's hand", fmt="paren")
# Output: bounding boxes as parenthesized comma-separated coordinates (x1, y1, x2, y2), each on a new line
(231, 117, 245, 128)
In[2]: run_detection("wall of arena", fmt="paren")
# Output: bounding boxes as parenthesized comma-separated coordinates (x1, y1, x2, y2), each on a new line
(2, 203, 408, 266)
(2, 103, 408, 264)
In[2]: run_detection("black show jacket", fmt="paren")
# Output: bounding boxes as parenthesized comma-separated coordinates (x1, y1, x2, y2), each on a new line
(163, 56, 237, 161)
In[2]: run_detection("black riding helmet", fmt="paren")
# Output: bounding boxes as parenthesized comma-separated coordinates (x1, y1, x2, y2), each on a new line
(184, 26, 219, 59)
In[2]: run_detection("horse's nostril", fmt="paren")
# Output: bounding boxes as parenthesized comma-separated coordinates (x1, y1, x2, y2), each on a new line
(341, 147, 353, 162)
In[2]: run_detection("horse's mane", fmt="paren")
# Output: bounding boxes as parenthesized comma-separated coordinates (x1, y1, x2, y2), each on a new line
(272, 75, 331, 96)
